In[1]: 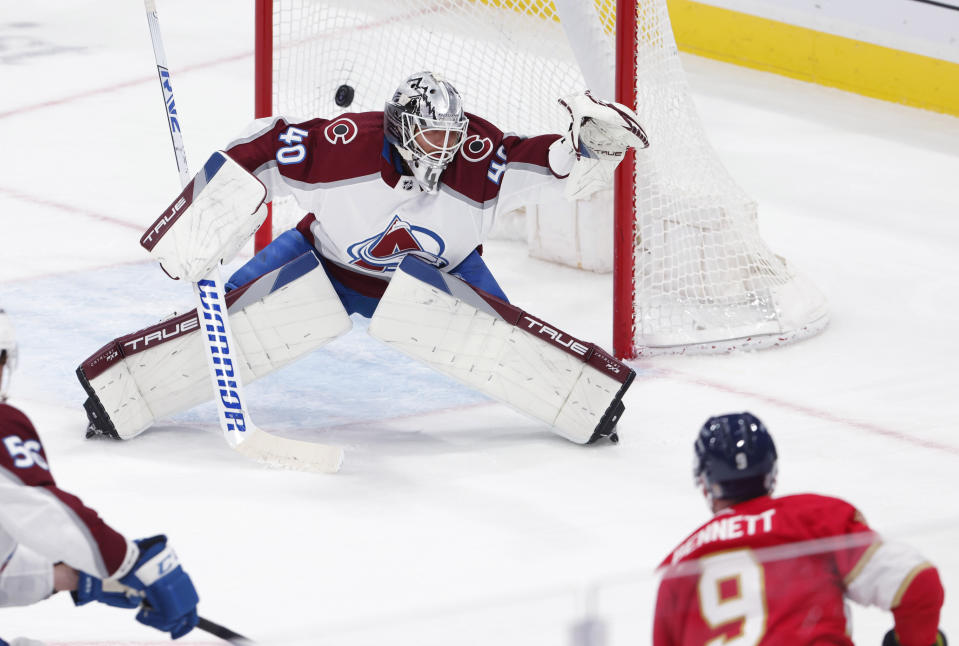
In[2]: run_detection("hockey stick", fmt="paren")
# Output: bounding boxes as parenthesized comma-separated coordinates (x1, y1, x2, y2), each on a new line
(198, 615, 255, 644)
(142, 0, 344, 473)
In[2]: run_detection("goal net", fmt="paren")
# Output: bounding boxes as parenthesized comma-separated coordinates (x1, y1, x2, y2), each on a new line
(254, 0, 829, 359)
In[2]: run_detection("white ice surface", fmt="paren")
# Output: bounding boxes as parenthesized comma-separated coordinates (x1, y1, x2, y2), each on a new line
(0, 1, 957, 644)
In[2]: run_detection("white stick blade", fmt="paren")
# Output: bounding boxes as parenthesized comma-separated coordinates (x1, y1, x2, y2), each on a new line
(234, 427, 344, 474)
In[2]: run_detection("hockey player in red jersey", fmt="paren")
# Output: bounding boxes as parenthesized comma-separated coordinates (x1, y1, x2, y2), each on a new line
(0, 310, 199, 641)
(78, 71, 646, 447)
(653, 412, 946, 646)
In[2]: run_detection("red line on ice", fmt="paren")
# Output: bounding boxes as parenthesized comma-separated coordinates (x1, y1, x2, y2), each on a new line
(654, 366, 959, 455)
(0, 52, 252, 120)
(0, 185, 142, 231)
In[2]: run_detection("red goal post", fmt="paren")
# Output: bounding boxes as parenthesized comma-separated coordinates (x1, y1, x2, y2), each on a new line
(253, 0, 274, 253)
(252, 0, 828, 359)
(614, 0, 639, 360)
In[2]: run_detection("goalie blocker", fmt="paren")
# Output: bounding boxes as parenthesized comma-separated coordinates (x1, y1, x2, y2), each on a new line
(369, 256, 635, 444)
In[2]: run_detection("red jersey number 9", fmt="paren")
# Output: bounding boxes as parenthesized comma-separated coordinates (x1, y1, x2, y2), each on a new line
(697, 549, 767, 646)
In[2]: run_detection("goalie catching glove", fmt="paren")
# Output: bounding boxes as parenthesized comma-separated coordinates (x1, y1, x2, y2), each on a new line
(550, 91, 649, 200)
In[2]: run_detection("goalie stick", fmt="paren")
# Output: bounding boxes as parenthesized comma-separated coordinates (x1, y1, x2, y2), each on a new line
(142, 0, 343, 472)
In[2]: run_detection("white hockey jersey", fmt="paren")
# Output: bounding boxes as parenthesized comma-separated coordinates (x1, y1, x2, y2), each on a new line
(0, 403, 136, 606)
(225, 111, 570, 296)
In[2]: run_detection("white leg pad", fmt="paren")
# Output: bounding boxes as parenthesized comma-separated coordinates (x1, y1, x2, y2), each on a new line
(368, 257, 634, 444)
(78, 252, 351, 439)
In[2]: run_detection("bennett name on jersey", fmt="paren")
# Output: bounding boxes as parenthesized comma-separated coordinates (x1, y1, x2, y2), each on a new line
(653, 413, 945, 646)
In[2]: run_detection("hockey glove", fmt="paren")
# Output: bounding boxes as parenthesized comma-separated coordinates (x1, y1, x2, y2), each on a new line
(882, 628, 947, 646)
(555, 91, 649, 200)
(119, 535, 199, 639)
(558, 91, 649, 160)
(141, 152, 267, 283)
(72, 572, 140, 608)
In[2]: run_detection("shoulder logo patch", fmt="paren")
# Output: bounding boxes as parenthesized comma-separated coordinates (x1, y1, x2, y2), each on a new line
(324, 117, 358, 144)
(461, 134, 494, 162)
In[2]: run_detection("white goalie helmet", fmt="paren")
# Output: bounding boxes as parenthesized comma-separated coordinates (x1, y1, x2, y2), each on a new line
(0, 309, 17, 401)
(384, 72, 469, 193)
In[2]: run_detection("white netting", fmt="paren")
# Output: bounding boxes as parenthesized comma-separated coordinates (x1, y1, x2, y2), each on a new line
(270, 0, 586, 132)
(263, 0, 828, 356)
(626, 1, 828, 353)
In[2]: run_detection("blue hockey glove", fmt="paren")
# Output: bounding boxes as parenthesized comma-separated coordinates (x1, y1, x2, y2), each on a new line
(72, 572, 140, 608)
(136, 601, 199, 639)
(119, 535, 199, 639)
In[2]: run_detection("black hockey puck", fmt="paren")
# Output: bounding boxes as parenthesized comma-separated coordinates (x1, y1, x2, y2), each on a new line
(335, 84, 355, 108)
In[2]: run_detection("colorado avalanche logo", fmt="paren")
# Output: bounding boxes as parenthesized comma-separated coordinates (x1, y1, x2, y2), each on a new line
(460, 134, 494, 162)
(347, 216, 448, 273)
(324, 117, 358, 144)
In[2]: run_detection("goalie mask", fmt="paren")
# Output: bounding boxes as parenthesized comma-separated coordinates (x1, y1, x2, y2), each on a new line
(384, 72, 469, 193)
(0, 309, 17, 401)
